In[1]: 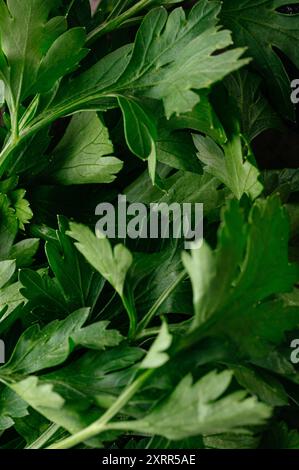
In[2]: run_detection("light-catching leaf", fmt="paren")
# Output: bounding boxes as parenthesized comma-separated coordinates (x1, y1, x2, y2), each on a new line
(67, 223, 133, 298)
(193, 129, 263, 200)
(0, 0, 88, 110)
(141, 322, 172, 369)
(115, 2, 248, 118)
(50, 112, 123, 185)
(10, 377, 64, 415)
(42, 1, 248, 121)
(72, 321, 124, 351)
(0, 308, 90, 374)
(181, 198, 299, 375)
(0, 385, 28, 431)
(118, 371, 271, 439)
(118, 96, 158, 184)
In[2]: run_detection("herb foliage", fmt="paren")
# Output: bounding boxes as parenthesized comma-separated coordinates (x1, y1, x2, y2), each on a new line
(0, 0, 299, 450)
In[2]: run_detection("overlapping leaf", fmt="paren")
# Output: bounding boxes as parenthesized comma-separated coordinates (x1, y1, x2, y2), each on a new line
(0, 0, 88, 114)
(221, 0, 299, 119)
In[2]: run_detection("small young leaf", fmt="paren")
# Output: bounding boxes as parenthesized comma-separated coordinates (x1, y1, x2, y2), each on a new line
(0, 260, 16, 289)
(68, 223, 133, 298)
(141, 322, 172, 369)
(193, 130, 263, 200)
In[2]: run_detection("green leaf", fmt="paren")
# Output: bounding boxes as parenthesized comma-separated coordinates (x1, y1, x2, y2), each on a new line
(126, 169, 224, 215)
(14, 410, 55, 447)
(50, 112, 123, 185)
(220, 0, 299, 120)
(264, 422, 299, 449)
(121, 371, 271, 439)
(67, 223, 133, 298)
(182, 199, 247, 326)
(0, 259, 15, 288)
(0, 79, 4, 106)
(49, 43, 133, 115)
(0, 193, 18, 259)
(44, 216, 104, 312)
(0, 281, 24, 329)
(33, 27, 88, 95)
(193, 127, 263, 200)
(0, 0, 87, 109)
(67, 223, 136, 336)
(233, 365, 288, 406)
(19, 269, 69, 316)
(9, 189, 33, 230)
(42, 1, 247, 122)
(225, 70, 282, 141)
(9, 238, 40, 268)
(10, 377, 64, 415)
(118, 96, 158, 184)
(1, 308, 90, 374)
(118, 97, 157, 161)
(43, 346, 144, 400)
(214, 299, 299, 362)
(204, 433, 259, 449)
(158, 132, 201, 173)
(116, 2, 248, 118)
(10, 377, 106, 441)
(230, 197, 298, 304)
(72, 321, 124, 351)
(183, 196, 299, 330)
(141, 322, 172, 369)
(168, 92, 227, 145)
(0, 385, 28, 431)
(182, 197, 299, 372)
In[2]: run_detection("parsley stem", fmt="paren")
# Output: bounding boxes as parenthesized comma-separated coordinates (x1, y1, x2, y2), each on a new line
(26, 424, 60, 449)
(11, 110, 19, 143)
(135, 269, 187, 339)
(0, 139, 19, 178)
(86, 0, 152, 44)
(137, 319, 192, 340)
(122, 294, 137, 340)
(47, 369, 153, 449)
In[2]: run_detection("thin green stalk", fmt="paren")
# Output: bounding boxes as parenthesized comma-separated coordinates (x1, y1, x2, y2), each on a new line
(26, 424, 60, 449)
(47, 369, 153, 449)
(66, 0, 76, 16)
(11, 109, 19, 143)
(122, 294, 137, 340)
(0, 138, 20, 178)
(135, 270, 187, 338)
(0, 92, 116, 177)
(106, 0, 132, 21)
(86, 0, 152, 44)
(138, 319, 192, 340)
